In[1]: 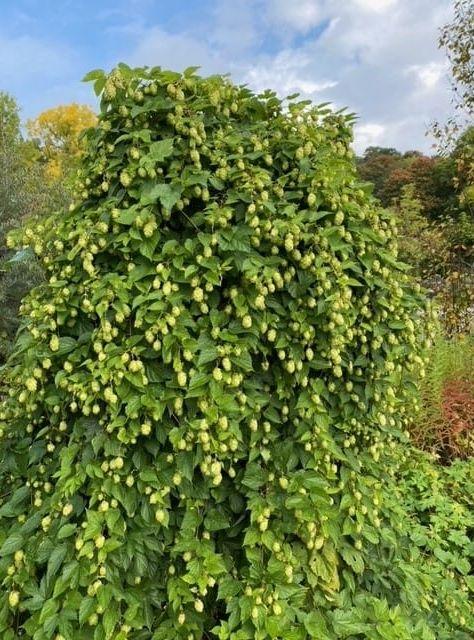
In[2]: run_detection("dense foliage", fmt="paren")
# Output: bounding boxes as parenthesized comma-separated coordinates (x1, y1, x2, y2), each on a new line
(27, 103, 97, 183)
(391, 185, 473, 335)
(0, 65, 472, 640)
(356, 142, 469, 220)
(393, 451, 474, 626)
(0, 92, 68, 364)
(410, 334, 474, 460)
(357, 139, 473, 335)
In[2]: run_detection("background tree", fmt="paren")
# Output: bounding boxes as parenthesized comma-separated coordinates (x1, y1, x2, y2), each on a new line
(356, 147, 402, 204)
(0, 93, 68, 363)
(439, 0, 473, 119)
(357, 147, 459, 218)
(433, 0, 473, 151)
(27, 103, 97, 183)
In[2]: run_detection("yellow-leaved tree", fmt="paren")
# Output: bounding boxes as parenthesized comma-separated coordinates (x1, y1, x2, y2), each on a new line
(27, 103, 97, 182)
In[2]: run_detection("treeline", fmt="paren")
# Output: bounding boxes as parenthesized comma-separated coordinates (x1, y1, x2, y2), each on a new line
(358, 136, 472, 216)
(357, 137, 473, 334)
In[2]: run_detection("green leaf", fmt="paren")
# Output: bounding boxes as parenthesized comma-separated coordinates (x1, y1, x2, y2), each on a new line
(79, 598, 96, 625)
(103, 604, 120, 639)
(47, 545, 68, 582)
(187, 371, 210, 396)
(117, 210, 137, 225)
(82, 69, 105, 82)
(57, 524, 76, 539)
(242, 463, 266, 490)
(39, 599, 58, 625)
(55, 337, 77, 356)
(183, 65, 200, 77)
(331, 609, 370, 636)
(304, 612, 331, 639)
(0, 533, 23, 556)
(140, 182, 182, 209)
(340, 546, 365, 574)
(148, 139, 174, 163)
(204, 509, 230, 531)
(139, 235, 160, 261)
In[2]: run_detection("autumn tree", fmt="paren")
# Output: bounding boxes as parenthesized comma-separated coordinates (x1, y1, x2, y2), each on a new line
(27, 103, 97, 182)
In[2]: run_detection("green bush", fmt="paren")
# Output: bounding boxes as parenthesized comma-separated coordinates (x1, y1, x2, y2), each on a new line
(0, 92, 68, 364)
(409, 334, 474, 459)
(0, 65, 471, 639)
(390, 451, 474, 629)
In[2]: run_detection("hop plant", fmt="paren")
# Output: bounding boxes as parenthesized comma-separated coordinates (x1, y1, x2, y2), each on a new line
(0, 65, 470, 640)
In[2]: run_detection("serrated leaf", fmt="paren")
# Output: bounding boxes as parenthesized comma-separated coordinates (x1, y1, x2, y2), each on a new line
(148, 138, 174, 162)
(47, 545, 68, 582)
(140, 182, 182, 209)
(82, 69, 105, 82)
(304, 612, 331, 639)
(79, 598, 96, 625)
(0, 533, 23, 555)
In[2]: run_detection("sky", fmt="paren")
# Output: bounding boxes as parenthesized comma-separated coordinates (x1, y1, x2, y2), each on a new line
(0, 0, 456, 154)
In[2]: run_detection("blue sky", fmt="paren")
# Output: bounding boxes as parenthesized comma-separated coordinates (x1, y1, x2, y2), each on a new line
(0, 0, 455, 152)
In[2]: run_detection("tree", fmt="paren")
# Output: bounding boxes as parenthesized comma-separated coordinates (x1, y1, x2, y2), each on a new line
(433, 0, 473, 151)
(391, 184, 450, 279)
(0, 93, 68, 363)
(382, 155, 458, 219)
(356, 149, 403, 204)
(362, 146, 401, 159)
(439, 0, 474, 118)
(0, 92, 20, 144)
(0, 65, 472, 639)
(27, 103, 97, 182)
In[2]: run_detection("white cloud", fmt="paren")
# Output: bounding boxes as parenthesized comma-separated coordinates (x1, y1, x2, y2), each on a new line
(210, 1, 260, 53)
(128, 26, 222, 74)
(0, 33, 80, 119)
(265, 0, 322, 33)
(243, 50, 337, 97)
(352, 0, 398, 12)
(6, 0, 451, 154)
(0, 34, 72, 81)
(406, 61, 447, 90)
(354, 123, 386, 151)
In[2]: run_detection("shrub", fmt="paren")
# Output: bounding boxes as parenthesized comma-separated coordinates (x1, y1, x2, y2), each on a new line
(0, 92, 69, 365)
(410, 334, 474, 460)
(392, 185, 473, 336)
(391, 451, 474, 630)
(0, 65, 471, 639)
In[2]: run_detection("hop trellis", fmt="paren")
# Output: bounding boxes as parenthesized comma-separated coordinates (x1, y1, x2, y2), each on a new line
(0, 65, 468, 640)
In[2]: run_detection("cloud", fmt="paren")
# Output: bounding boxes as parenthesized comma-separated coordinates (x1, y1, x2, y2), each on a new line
(242, 50, 337, 97)
(1, 0, 454, 154)
(128, 26, 222, 74)
(352, 0, 398, 12)
(0, 33, 81, 119)
(354, 123, 386, 151)
(265, 0, 323, 34)
(0, 34, 72, 81)
(406, 61, 447, 91)
(210, 0, 260, 54)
